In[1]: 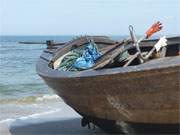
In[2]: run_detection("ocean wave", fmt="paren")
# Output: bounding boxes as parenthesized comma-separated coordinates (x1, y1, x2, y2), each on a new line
(0, 83, 52, 100)
(0, 94, 62, 104)
(36, 95, 60, 102)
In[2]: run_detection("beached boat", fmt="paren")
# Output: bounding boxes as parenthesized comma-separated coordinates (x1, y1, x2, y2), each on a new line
(36, 36, 180, 132)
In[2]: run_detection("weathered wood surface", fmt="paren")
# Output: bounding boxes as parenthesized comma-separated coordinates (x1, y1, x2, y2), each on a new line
(37, 56, 180, 124)
(36, 36, 180, 124)
(123, 52, 140, 67)
(50, 36, 116, 64)
(49, 36, 180, 68)
(93, 40, 131, 69)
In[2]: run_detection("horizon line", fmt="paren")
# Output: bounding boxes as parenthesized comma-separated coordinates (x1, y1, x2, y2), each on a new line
(1, 34, 179, 37)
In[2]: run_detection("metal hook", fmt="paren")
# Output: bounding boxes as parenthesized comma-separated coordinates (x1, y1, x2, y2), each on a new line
(129, 25, 134, 32)
(129, 25, 137, 43)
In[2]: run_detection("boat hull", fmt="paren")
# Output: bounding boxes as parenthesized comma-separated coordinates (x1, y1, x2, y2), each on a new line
(36, 37, 180, 124)
(37, 57, 180, 124)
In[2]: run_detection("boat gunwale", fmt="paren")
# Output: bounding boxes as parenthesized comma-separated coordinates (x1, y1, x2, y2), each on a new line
(36, 55, 180, 79)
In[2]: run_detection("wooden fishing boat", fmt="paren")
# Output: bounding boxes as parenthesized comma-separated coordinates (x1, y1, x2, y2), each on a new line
(36, 36, 180, 132)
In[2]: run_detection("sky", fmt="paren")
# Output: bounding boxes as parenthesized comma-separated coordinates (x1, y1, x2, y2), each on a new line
(0, 0, 180, 36)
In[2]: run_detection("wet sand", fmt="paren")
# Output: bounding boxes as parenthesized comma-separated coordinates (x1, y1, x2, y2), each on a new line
(0, 118, 106, 135)
(0, 103, 106, 135)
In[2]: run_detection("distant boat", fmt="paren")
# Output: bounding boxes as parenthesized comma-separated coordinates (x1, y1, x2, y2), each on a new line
(36, 36, 180, 132)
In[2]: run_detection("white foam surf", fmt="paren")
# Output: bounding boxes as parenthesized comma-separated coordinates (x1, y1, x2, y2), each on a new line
(36, 94, 60, 102)
(0, 94, 61, 104)
(0, 109, 61, 124)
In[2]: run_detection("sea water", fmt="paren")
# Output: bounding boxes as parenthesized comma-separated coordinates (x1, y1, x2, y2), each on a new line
(0, 36, 76, 121)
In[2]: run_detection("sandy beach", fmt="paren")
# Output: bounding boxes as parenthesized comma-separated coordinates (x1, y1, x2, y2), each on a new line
(1, 102, 179, 135)
(0, 102, 106, 135)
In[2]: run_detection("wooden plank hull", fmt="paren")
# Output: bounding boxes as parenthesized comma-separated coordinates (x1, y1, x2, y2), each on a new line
(36, 36, 180, 124)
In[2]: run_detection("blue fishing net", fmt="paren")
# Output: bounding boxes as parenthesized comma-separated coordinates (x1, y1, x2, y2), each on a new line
(73, 42, 102, 70)
(58, 42, 101, 71)
(58, 41, 129, 71)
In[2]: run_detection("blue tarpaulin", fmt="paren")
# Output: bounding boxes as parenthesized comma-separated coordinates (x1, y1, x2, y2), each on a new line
(73, 42, 102, 70)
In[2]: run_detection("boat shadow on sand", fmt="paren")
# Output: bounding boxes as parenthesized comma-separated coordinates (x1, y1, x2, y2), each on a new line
(9, 118, 106, 135)
(9, 118, 179, 135)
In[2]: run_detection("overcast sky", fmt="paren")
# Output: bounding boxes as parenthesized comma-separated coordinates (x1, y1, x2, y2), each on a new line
(1, 0, 180, 35)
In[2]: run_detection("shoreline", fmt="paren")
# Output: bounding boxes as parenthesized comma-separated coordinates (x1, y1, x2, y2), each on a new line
(0, 102, 105, 135)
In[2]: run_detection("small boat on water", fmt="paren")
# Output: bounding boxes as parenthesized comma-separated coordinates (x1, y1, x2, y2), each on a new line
(36, 34, 180, 132)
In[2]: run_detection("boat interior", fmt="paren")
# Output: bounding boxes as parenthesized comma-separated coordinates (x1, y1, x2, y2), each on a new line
(50, 36, 180, 71)
(111, 42, 180, 68)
